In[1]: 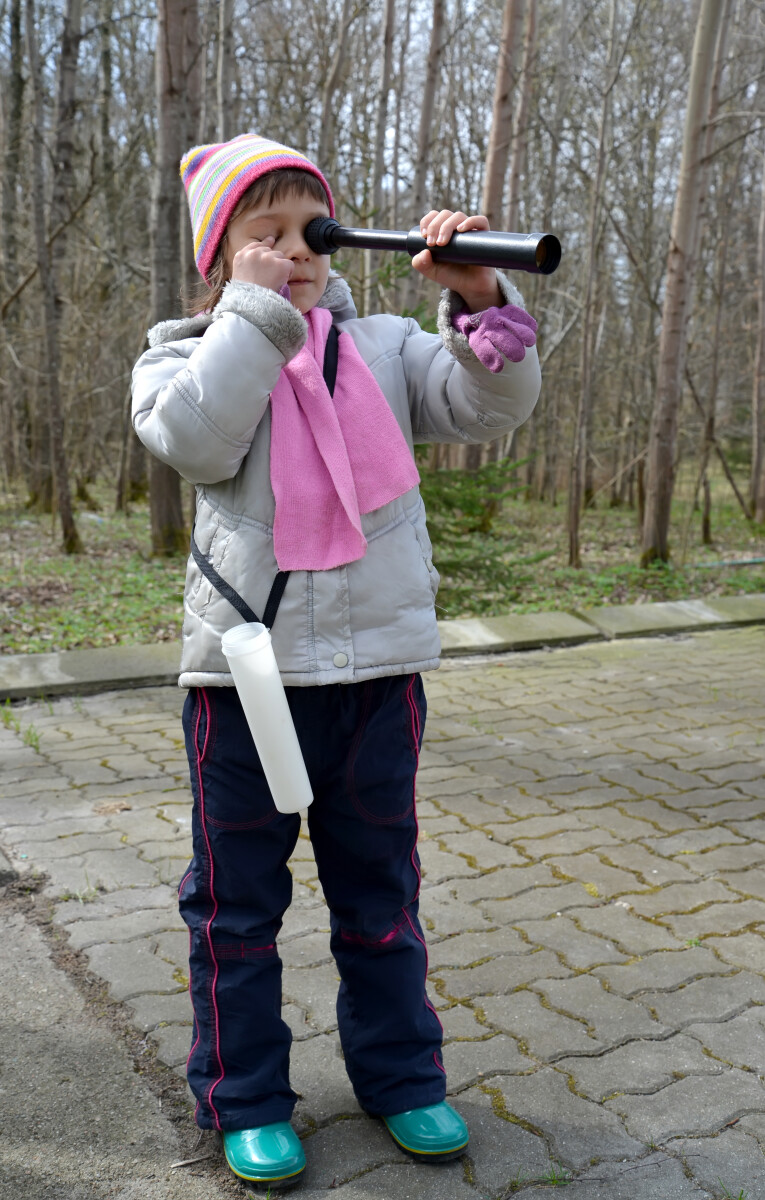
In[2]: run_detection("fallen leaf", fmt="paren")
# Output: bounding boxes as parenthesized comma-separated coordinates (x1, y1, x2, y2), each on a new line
(93, 800, 133, 815)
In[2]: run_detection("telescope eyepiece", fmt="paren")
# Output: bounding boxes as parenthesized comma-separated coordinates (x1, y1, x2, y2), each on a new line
(304, 216, 341, 256)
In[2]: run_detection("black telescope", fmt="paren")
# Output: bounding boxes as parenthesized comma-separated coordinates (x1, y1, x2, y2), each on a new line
(304, 217, 561, 275)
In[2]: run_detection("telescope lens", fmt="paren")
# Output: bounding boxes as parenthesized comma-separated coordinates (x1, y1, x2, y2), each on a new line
(534, 234, 562, 274)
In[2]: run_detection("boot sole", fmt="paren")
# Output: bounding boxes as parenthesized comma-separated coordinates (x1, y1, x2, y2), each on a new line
(383, 1123, 469, 1163)
(224, 1154, 305, 1188)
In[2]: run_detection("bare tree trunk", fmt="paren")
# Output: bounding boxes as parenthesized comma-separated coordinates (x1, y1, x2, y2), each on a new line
(751, 134, 765, 521)
(1, 0, 24, 297)
(99, 0, 120, 254)
(701, 474, 712, 545)
(25, 0, 83, 552)
(364, 0, 395, 315)
(181, 0, 202, 300)
(0, 0, 26, 487)
(317, 0, 354, 173)
(568, 0, 618, 568)
(481, 0, 525, 228)
(505, 0, 536, 231)
(540, 387, 558, 504)
(752, 209, 765, 517)
(401, 0, 446, 313)
(680, 123, 744, 559)
(531, 0, 567, 501)
(216, 0, 234, 140)
(392, 0, 412, 230)
(391, 0, 413, 309)
(149, 0, 188, 556)
(49, 0, 83, 289)
(676, 0, 734, 552)
(409, 0, 446, 219)
(641, 0, 726, 564)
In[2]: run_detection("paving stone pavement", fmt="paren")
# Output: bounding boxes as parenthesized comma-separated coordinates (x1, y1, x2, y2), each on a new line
(3, 625, 765, 1198)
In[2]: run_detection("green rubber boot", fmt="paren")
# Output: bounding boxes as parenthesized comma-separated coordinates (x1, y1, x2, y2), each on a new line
(222, 1122, 306, 1187)
(382, 1101, 469, 1161)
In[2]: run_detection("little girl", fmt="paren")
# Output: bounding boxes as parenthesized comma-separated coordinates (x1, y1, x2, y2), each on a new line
(132, 132, 540, 1188)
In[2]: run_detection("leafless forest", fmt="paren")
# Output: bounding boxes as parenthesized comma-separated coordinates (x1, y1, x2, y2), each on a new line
(1, 0, 764, 565)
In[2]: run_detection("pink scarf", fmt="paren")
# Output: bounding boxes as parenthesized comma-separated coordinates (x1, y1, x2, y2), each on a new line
(269, 307, 420, 571)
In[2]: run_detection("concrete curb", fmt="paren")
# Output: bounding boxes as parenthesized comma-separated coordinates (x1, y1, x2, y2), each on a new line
(1, 593, 765, 702)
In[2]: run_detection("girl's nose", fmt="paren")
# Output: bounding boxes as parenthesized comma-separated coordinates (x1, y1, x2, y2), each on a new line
(283, 229, 311, 260)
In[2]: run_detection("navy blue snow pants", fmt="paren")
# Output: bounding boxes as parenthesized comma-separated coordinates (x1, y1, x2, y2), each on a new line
(179, 674, 446, 1132)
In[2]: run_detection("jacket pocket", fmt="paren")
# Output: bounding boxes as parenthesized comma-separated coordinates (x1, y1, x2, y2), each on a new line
(406, 499, 440, 600)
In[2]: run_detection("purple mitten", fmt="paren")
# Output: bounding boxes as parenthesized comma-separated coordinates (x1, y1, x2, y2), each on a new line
(452, 303, 537, 373)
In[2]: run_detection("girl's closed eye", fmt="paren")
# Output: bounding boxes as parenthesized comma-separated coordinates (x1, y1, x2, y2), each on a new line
(249, 225, 279, 242)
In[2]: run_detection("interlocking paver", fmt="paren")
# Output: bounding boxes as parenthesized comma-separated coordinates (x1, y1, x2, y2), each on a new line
(685, 1009, 765, 1071)
(716, 867, 765, 900)
(594, 946, 731, 996)
(148, 1020, 191, 1067)
(516, 1154, 710, 1199)
(516, 914, 629, 968)
(566, 903, 685, 954)
(4, 626, 765, 1197)
(507, 825, 622, 856)
(483, 880, 602, 922)
(606, 1070, 765, 1141)
(438, 829, 524, 868)
(557, 1033, 725, 1101)
(546, 852, 648, 897)
(63, 906, 185, 949)
(680, 842, 765, 874)
(427, 927, 529, 968)
(126, 989, 195, 1031)
(640, 826, 748, 856)
(450, 1085, 552, 1192)
(594, 843, 698, 885)
(440, 1002, 491, 1039)
(441, 1034, 530, 1090)
(294, 1161, 478, 1199)
(84, 938, 186, 1001)
(290, 1117, 405, 1192)
(627, 879, 738, 916)
(490, 813, 585, 841)
(29, 845, 161, 895)
(477, 989, 602, 1059)
(437, 948, 571, 999)
(663, 898, 765, 940)
(578, 805, 674, 841)
(532, 975, 668, 1044)
(453, 861, 556, 902)
(416, 882, 495, 934)
(482, 1067, 644, 1168)
(670, 1127, 765, 1199)
(636, 970, 765, 1027)
(705, 930, 765, 970)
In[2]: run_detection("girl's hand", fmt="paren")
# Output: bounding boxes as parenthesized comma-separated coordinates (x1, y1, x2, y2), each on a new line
(411, 210, 503, 312)
(230, 237, 294, 293)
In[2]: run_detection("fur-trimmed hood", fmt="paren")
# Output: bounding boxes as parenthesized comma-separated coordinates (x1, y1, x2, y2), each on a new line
(147, 270, 357, 349)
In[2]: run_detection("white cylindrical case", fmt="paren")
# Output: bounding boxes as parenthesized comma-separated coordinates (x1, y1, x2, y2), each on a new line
(221, 622, 313, 814)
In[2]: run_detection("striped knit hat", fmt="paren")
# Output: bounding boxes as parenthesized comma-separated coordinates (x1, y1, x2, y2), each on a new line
(180, 133, 335, 282)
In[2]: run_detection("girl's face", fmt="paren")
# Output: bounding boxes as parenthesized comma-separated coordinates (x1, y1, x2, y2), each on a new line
(224, 192, 332, 314)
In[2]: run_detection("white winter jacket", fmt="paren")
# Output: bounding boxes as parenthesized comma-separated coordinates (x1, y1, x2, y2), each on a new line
(131, 272, 541, 687)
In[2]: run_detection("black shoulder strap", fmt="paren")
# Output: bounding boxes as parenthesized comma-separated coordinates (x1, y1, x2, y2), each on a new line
(323, 323, 339, 395)
(189, 323, 340, 631)
(190, 531, 260, 624)
(262, 571, 290, 629)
